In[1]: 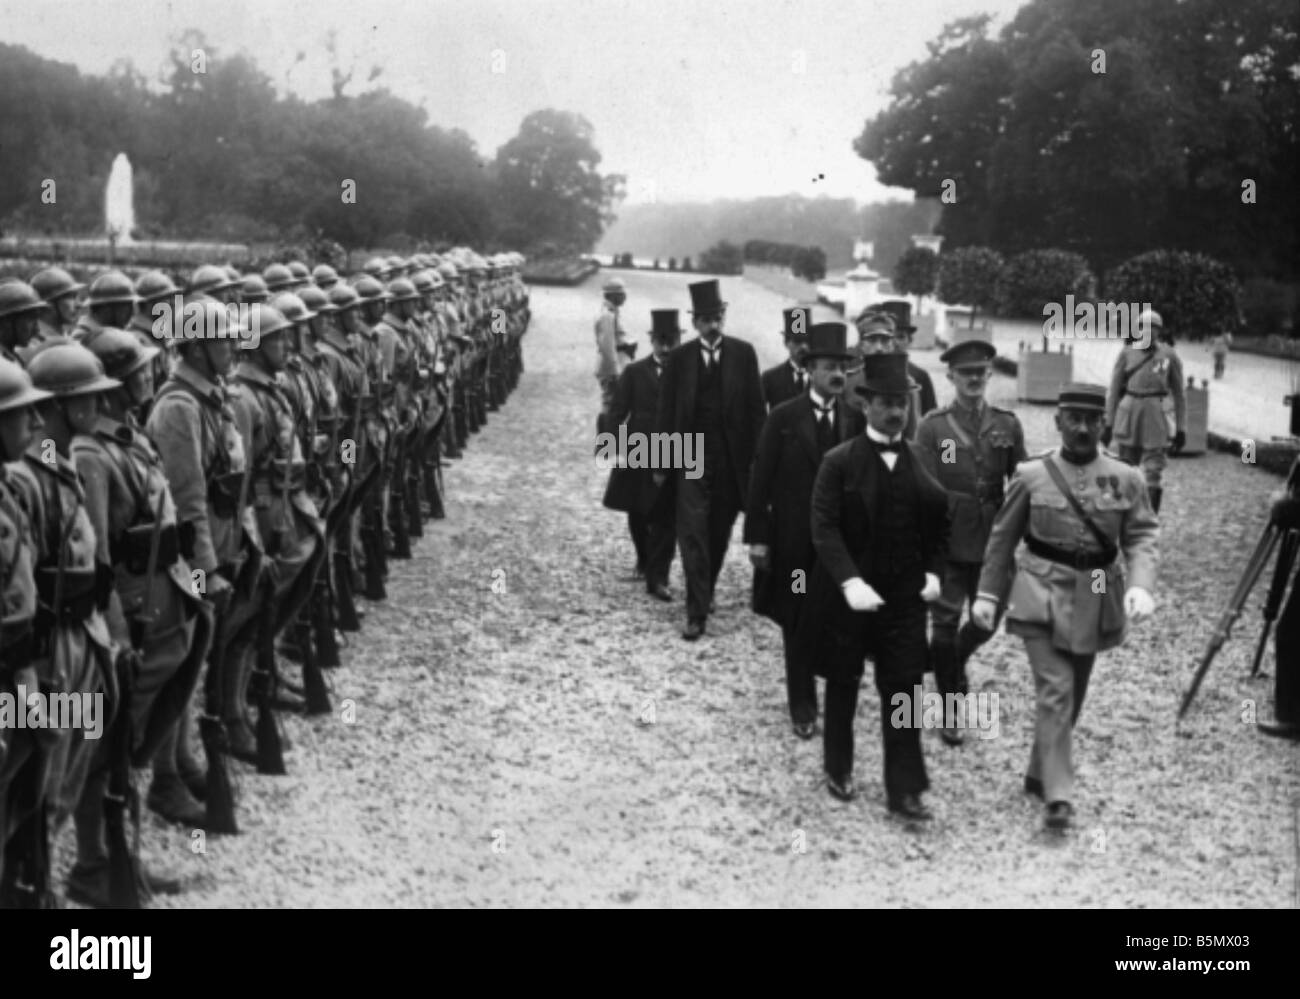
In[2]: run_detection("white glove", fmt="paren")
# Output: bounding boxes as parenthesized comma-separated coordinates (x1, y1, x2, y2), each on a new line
(842, 577, 885, 612)
(1124, 586, 1155, 623)
(971, 597, 998, 632)
(920, 573, 941, 602)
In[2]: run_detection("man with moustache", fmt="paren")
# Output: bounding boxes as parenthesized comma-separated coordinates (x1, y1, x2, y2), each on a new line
(746, 321, 863, 738)
(760, 307, 812, 411)
(602, 310, 681, 600)
(972, 384, 1158, 830)
(654, 279, 765, 640)
(799, 353, 949, 820)
(915, 330, 1026, 744)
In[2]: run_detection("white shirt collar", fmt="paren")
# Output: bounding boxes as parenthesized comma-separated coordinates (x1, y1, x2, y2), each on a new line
(866, 425, 902, 445)
(809, 387, 832, 410)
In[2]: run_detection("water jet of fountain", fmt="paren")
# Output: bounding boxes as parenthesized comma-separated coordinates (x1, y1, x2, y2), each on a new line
(105, 153, 135, 262)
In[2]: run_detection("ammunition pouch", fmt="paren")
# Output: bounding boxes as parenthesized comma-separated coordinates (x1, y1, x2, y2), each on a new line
(112, 521, 179, 574)
(34, 566, 104, 627)
(209, 471, 246, 519)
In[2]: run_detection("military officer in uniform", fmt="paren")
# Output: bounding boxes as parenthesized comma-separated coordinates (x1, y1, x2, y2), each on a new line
(1102, 309, 1185, 513)
(760, 307, 812, 411)
(594, 277, 631, 434)
(846, 312, 927, 440)
(30, 267, 85, 343)
(71, 272, 138, 349)
(973, 384, 1159, 829)
(602, 309, 679, 598)
(746, 321, 863, 738)
(915, 330, 1027, 743)
(0, 282, 47, 365)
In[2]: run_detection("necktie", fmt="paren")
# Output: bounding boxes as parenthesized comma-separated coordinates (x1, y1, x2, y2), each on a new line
(796, 370, 807, 392)
(702, 342, 719, 368)
(815, 404, 835, 452)
(874, 437, 902, 453)
(652, 361, 662, 378)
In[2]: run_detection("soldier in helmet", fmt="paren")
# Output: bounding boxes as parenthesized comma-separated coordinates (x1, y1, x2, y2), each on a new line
(240, 274, 270, 306)
(914, 331, 1027, 744)
(188, 264, 239, 306)
(312, 264, 340, 291)
(30, 267, 85, 343)
(0, 358, 52, 907)
(0, 282, 48, 365)
(5, 342, 122, 904)
(128, 271, 182, 409)
(67, 328, 214, 902)
(148, 302, 263, 767)
(286, 261, 311, 290)
(72, 272, 139, 349)
(376, 278, 423, 555)
(229, 303, 326, 737)
(263, 263, 296, 296)
(362, 258, 393, 283)
(1102, 309, 1186, 514)
(351, 276, 397, 578)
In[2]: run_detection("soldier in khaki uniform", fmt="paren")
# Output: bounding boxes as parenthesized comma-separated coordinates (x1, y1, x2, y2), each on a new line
(1102, 309, 1185, 513)
(973, 384, 1158, 830)
(0, 359, 52, 906)
(915, 332, 1026, 743)
(0, 282, 47, 366)
(30, 267, 85, 344)
(71, 272, 138, 349)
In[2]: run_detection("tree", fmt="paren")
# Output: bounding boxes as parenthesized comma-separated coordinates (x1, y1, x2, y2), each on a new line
(893, 246, 939, 311)
(939, 246, 1004, 327)
(493, 109, 625, 255)
(791, 246, 827, 282)
(698, 240, 743, 275)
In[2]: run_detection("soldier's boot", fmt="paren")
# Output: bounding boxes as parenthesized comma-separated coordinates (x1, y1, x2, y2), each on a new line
(424, 462, 445, 520)
(173, 706, 208, 802)
(930, 639, 965, 746)
(145, 772, 206, 828)
(1149, 485, 1163, 514)
(389, 489, 412, 559)
(334, 550, 362, 631)
(222, 644, 260, 765)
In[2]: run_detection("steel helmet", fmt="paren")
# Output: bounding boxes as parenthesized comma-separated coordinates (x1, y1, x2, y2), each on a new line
(189, 264, 236, 295)
(297, 285, 335, 314)
(241, 274, 270, 303)
(86, 270, 140, 307)
(353, 275, 390, 303)
(437, 261, 459, 282)
(312, 263, 339, 288)
(0, 281, 47, 319)
(412, 270, 442, 294)
(25, 340, 122, 397)
(175, 298, 244, 349)
(328, 284, 362, 311)
(135, 270, 180, 304)
(385, 256, 407, 276)
(243, 303, 293, 341)
(0, 357, 54, 413)
(386, 278, 420, 303)
(287, 261, 310, 284)
(30, 266, 85, 303)
(362, 257, 392, 280)
(263, 263, 295, 292)
(83, 326, 160, 382)
(270, 292, 315, 323)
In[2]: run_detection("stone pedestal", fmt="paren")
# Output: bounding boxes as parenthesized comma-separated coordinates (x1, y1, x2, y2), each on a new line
(1017, 346, 1073, 402)
(1181, 380, 1209, 455)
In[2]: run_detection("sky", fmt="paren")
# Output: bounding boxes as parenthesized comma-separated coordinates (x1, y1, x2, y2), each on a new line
(1, 0, 1030, 205)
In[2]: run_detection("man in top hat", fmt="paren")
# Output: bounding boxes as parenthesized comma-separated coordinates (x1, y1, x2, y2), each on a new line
(915, 329, 1026, 744)
(602, 310, 680, 601)
(760, 307, 813, 411)
(594, 277, 632, 435)
(746, 321, 864, 738)
(972, 384, 1158, 830)
(873, 300, 937, 421)
(1102, 309, 1185, 514)
(798, 352, 950, 820)
(846, 311, 925, 441)
(654, 279, 765, 640)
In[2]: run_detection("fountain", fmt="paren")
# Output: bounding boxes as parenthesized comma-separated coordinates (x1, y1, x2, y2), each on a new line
(105, 153, 135, 259)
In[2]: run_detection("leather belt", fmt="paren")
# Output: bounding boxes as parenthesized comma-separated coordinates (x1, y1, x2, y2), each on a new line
(1026, 534, 1114, 570)
(1125, 391, 1167, 398)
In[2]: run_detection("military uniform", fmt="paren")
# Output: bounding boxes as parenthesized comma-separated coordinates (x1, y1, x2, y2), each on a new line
(977, 390, 1158, 816)
(1105, 339, 1185, 510)
(915, 396, 1026, 702)
(595, 283, 630, 427)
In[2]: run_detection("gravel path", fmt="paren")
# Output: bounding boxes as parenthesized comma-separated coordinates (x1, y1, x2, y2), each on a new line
(64, 270, 1297, 908)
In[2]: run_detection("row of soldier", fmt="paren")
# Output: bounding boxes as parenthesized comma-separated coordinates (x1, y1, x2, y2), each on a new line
(0, 248, 530, 907)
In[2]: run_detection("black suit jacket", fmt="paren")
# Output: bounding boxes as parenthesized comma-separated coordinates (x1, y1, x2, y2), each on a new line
(602, 355, 670, 517)
(744, 394, 864, 627)
(796, 435, 950, 672)
(655, 334, 765, 502)
(761, 362, 805, 412)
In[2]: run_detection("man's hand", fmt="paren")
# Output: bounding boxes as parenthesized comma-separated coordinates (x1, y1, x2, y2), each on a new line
(748, 544, 770, 570)
(842, 577, 885, 612)
(919, 573, 941, 602)
(203, 572, 233, 612)
(971, 597, 998, 632)
(1171, 429, 1186, 454)
(1124, 586, 1155, 623)
(1100, 426, 1113, 447)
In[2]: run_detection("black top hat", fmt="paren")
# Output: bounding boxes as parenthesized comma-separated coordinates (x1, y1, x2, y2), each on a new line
(803, 322, 854, 361)
(872, 300, 916, 334)
(649, 309, 682, 342)
(853, 353, 912, 397)
(781, 306, 812, 339)
(688, 279, 726, 315)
